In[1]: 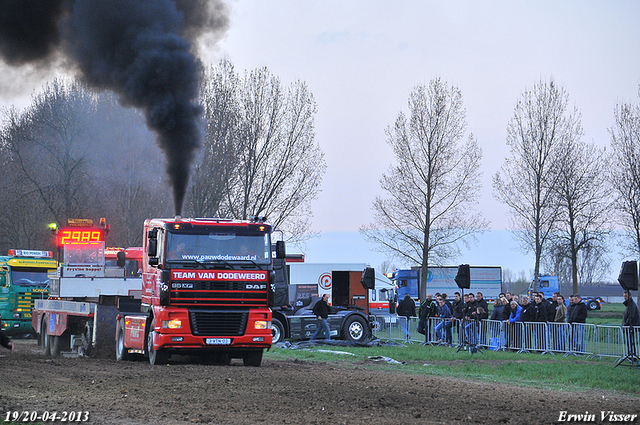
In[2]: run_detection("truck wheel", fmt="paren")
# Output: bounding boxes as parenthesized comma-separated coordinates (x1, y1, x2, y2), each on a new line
(116, 320, 130, 361)
(40, 318, 51, 356)
(147, 319, 168, 365)
(272, 318, 284, 344)
(588, 300, 599, 310)
(342, 315, 369, 343)
(51, 331, 69, 357)
(243, 349, 263, 367)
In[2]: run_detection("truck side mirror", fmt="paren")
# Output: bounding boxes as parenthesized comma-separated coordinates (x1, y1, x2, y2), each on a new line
(275, 240, 286, 259)
(148, 239, 158, 258)
(361, 267, 375, 290)
(116, 251, 126, 268)
(0, 270, 6, 288)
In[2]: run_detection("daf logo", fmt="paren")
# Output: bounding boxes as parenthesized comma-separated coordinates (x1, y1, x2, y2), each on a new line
(246, 284, 266, 290)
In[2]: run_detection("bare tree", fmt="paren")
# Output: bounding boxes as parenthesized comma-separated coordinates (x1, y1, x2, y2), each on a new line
(188, 62, 325, 242)
(610, 85, 640, 258)
(1, 78, 97, 226)
(186, 59, 240, 218)
(0, 80, 172, 251)
(361, 78, 487, 301)
(493, 79, 581, 290)
(547, 140, 611, 292)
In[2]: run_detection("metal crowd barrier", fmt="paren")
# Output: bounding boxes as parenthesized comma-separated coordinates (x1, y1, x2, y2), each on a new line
(372, 316, 638, 363)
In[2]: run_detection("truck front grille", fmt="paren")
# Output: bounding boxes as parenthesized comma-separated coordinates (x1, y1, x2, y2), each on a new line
(189, 309, 248, 336)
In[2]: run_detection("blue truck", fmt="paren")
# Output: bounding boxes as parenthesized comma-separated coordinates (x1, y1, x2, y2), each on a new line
(390, 266, 502, 301)
(534, 275, 603, 310)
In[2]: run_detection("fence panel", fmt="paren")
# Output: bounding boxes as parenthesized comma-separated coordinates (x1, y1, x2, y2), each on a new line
(483, 319, 506, 351)
(371, 316, 634, 361)
(566, 323, 596, 357)
(595, 325, 625, 359)
(547, 322, 571, 354)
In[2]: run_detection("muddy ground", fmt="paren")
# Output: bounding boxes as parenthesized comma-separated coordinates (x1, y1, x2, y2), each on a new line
(1, 339, 639, 425)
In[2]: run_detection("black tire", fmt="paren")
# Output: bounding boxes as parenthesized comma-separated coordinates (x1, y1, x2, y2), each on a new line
(588, 300, 599, 310)
(40, 318, 51, 357)
(243, 350, 263, 367)
(116, 320, 130, 361)
(147, 318, 168, 365)
(341, 315, 369, 343)
(271, 318, 285, 344)
(51, 331, 69, 358)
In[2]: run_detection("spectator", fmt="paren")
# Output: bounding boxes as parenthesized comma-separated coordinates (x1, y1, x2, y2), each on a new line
(419, 294, 438, 344)
(547, 292, 560, 322)
(553, 294, 567, 351)
(520, 296, 536, 322)
(507, 300, 522, 350)
(476, 292, 489, 314)
(451, 292, 464, 345)
(468, 306, 488, 349)
(622, 290, 640, 360)
(441, 293, 453, 317)
(567, 294, 588, 353)
(489, 298, 505, 349)
(396, 294, 416, 341)
(434, 296, 453, 345)
(490, 298, 504, 321)
(452, 292, 464, 321)
(502, 293, 513, 321)
(533, 294, 548, 350)
(463, 294, 478, 346)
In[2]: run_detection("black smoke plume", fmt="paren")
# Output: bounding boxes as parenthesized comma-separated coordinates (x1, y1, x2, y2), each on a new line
(0, 0, 229, 215)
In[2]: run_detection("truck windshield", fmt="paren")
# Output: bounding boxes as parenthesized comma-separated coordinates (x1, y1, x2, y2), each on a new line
(165, 228, 271, 264)
(11, 267, 51, 287)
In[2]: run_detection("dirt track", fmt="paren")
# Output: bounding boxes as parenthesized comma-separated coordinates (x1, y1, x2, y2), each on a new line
(1, 339, 639, 425)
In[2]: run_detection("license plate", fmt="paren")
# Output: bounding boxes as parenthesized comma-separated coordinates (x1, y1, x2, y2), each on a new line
(205, 338, 231, 345)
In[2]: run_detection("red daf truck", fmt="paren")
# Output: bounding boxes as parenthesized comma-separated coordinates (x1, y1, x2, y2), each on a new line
(33, 217, 284, 367)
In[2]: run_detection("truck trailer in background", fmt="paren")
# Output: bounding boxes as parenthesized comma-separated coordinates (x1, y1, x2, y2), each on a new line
(391, 266, 502, 302)
(270, 263, 395, 343)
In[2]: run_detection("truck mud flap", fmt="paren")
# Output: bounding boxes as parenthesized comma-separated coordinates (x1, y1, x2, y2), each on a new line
(93, 304, 119, 358)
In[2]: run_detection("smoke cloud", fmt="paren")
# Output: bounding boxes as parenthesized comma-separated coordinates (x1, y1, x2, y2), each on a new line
(0, 0, 229, 215)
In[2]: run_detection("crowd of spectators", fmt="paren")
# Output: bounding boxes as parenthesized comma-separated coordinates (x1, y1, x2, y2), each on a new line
(414, 290, 597, 352)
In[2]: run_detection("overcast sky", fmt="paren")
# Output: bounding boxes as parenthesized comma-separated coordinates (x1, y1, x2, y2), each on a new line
(1, 1, 639, 275)
(210, 0, 640, 234)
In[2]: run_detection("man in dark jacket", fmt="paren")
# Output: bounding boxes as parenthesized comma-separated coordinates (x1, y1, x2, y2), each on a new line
(568, 294, 588, 353)
(520, 296, 536, 322)
(533, 294, 548, 350)
(547, 292, 560, 322)
(396, 294, 416, 341)
(622, 290, 640, 359)
(310, 294, 331, 341)
(476, 292, 489, 314)
(419, 294, 437, 344)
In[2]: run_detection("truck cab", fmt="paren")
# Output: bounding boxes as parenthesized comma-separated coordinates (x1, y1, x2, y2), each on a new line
(0, 250, 56, 336)
(119, 217, 285, 366)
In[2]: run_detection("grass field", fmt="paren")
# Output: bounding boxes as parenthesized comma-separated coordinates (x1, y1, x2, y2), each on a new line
(266, 340, 640, 396)
(266, 304, 639, 397)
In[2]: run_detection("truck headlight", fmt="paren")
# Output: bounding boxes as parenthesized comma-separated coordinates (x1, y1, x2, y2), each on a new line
(162, 319, 182, 329)
(12, 313, 20, 318)
(254, 320, 269, 330)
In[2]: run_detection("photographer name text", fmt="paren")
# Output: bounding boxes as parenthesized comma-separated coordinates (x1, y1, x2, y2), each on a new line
(558, 411, 638, 423)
